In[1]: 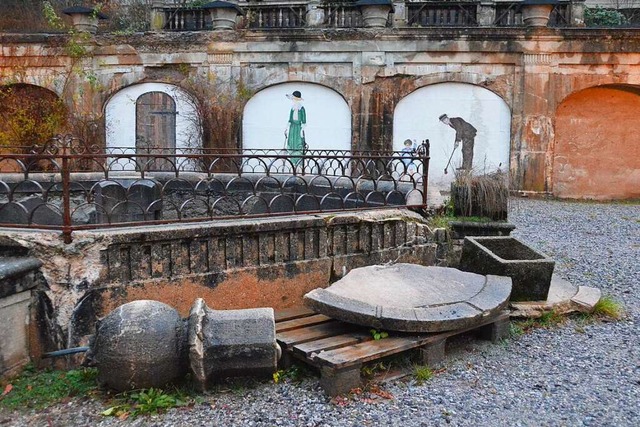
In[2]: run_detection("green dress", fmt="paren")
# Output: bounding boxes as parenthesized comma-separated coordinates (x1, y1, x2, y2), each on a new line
(287, 106, 306, 164)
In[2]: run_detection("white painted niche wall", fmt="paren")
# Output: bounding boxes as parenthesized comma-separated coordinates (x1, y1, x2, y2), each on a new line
(243, 82, 352, 152)
(393, 82, 511, 191)
(105, 82, 201, 170)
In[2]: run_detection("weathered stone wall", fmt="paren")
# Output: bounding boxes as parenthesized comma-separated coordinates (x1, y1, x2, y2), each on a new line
(1, 28, 640, 198)
(2, 209, 437, 355)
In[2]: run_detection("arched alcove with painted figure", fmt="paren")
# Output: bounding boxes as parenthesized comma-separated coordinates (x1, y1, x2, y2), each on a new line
(105, 82, 201, 157)
(393, 82, 511, 192)
(242, 82, 352, 152)
(554, 85, 640, 200)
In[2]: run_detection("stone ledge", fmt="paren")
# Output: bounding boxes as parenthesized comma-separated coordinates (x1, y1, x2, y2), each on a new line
(0, 257, 43, 299)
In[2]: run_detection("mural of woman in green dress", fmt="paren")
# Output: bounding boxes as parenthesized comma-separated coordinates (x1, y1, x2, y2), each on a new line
(284, 90, 306, 165)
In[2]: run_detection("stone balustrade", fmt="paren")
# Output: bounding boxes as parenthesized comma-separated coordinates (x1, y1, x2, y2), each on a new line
(150, 0, 585, 31)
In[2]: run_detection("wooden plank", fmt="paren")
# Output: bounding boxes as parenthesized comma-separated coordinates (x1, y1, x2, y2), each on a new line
(314, 336, 428, 369)
(276, 321, 356, 348)
(314, 312, 510, 370)
(294, 331, 371, 359)
(274, 306, 315, 322)
(276, 314, 332, 333)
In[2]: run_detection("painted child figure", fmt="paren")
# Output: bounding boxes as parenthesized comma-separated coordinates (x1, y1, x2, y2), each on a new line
(401, 139, 417, 176)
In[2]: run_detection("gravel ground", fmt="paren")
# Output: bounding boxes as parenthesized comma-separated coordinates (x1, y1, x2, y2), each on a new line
(1, 198, 638, 427)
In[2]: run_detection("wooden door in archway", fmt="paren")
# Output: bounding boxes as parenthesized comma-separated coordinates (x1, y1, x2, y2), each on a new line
(136, 91, 177, 171)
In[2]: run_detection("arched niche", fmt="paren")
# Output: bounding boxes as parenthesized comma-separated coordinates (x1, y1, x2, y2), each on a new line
(554, 85, 640, 199)
(242, 82, 351, 152)
(393, 82, 511, 190)
(0, 83, 66, 147)
(105, 83, 201, 152)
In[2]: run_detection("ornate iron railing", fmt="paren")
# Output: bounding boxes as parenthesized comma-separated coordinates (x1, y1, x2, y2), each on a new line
(0, 136, 430, 243)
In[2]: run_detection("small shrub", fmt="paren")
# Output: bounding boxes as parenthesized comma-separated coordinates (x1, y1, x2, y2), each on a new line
(585, 6, 628, 27)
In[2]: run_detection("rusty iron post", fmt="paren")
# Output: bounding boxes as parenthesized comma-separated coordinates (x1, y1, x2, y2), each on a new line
(420, 139, 430, 207)
(61, 135, 73, 243)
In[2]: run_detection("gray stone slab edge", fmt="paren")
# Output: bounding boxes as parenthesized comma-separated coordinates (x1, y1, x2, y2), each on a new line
(304, 274, 512, 333)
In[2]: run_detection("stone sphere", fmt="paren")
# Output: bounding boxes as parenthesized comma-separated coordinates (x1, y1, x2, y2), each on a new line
(88, 300, 187, 391)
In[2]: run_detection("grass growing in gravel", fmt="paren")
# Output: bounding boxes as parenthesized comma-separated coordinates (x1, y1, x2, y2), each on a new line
(102, 387, 192, 419)
(510, 309, 565, 336)
(0, 364, 98, 410)
(413, 365, 434, 385)
(591, 295, 624, 320)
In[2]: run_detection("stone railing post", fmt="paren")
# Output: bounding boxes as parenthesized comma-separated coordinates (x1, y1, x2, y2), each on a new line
(151, 0, 167, 30)
(477, 1, 496, 27)
(307, 0, 325, 27)
(392, 0, 407, 27)
(570, 0, 586, 26)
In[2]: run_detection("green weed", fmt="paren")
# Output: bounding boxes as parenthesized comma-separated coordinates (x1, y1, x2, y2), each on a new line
(0, 365, 98, 410)
(369, 329, 389, 340)
(102, 387, 189, 419)
(360, 362, 388, 379)
(273, 363, 310, 384)
(413, 365, 433, 384)
(511, 310, 564, 335)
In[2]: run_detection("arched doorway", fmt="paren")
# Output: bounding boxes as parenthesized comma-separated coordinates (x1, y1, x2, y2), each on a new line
(554, 85, 640, 199)
(105, 83, 201, 171)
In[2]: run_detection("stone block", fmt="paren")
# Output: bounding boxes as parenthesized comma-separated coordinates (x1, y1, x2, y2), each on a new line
(188, 298, 280, 390)
(320, 365, 362, 397)
(0, 291, 32, 378)
(459, 236, 555, 301)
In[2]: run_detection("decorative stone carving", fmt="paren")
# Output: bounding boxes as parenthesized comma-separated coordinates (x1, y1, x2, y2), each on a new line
(62, 6, 108, 34)
(521, 0, 558, 28)
(355, 0, 394, 28)
(85, 300, 188, 392)
(84, 298, 280, 392)
(202, 1, 244, 31)
(188, 298, 281, 390)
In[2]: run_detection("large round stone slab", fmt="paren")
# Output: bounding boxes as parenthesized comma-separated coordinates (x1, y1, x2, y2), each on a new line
(304, 264, 512, 333)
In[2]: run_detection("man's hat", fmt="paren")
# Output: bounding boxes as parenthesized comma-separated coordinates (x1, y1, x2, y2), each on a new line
(438, 114, 448, 121)
(287, 90, 303, 101)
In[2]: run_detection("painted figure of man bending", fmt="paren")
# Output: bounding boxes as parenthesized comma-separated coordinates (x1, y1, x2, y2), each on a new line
(439, 114, 477, 171)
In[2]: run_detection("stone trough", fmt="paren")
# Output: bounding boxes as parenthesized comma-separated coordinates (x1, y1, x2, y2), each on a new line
(459, 236, 555, 302)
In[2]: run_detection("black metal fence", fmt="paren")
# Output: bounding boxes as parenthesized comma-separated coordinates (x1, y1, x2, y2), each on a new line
(0, 136, 430, 243)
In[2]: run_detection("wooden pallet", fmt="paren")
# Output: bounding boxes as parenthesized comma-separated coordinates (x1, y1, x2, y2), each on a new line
(275, 307, 510, 396)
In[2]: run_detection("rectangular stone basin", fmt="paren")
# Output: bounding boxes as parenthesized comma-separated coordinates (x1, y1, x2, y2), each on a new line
(459, 236, 555, 302)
